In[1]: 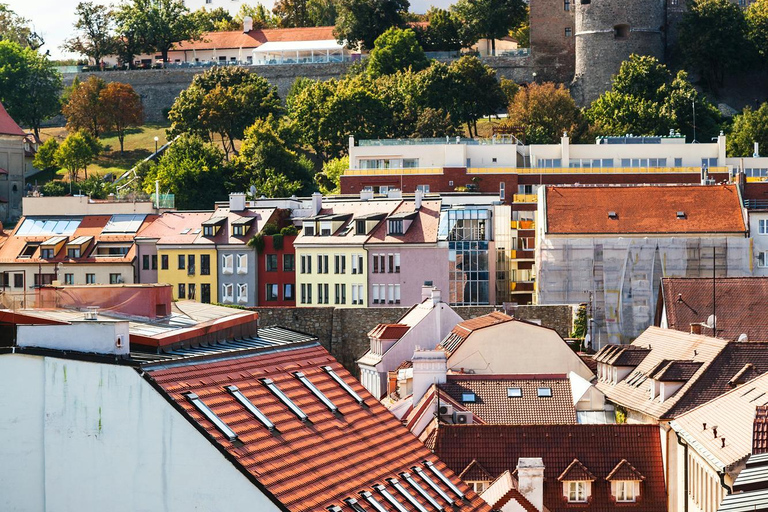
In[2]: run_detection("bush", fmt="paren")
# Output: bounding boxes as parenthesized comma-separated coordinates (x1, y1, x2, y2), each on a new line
(272, 233, 284, 251)
(280, 225, 298, 236)
(41, 180, 67, 196)
(262, 222, 279, 235)
(248, 233, 265, 253)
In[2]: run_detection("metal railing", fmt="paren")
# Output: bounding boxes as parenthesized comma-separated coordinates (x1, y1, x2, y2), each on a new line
(358, 134, 520, 147)
(510, 220, 535, 229)
(513, 194, 537, 203)
(344, 167, 443, 176)
(343, 165, 730, 177)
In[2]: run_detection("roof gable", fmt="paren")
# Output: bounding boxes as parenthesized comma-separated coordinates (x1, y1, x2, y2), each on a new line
(606, 459, 645, 481)
(0, 101, 25, 137)
(558, 459, 596, 482)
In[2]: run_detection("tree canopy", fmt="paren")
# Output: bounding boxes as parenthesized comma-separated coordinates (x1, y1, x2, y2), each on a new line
(64, 2, 116, 67)
(746, 0, 768, 65)
(366, 27, 429, 78)
(507, 82, 586, 144)
(727, 102, 768, 157)
(99, 82, 145, 153)
(55, 130, 101, 183)
(0, 3, 44, 50)
(63, 75, 107, 138)
(452, 0, 526, 54)
(334, 0, 409, 50)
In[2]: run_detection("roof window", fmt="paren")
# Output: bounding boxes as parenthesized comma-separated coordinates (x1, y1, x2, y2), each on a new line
(507, 387, 522, 398)
(677, 211, 686, 219)
(373, 484, 409, 512)
(461, 392, 476, 403)
(322, 365, 366, 406)
(400, 472, 442, 510)
(184, 392, 238, 442)
(294, 372, 339, 414)
(608, 211, 618, 219)
(387, 478, 428, 512)
(538, 387, 553, 397)
(412, 466, 452, 503)
(260, 378, 309, 422)
(343, 497, 367, 512)
(424, 460, 465, 499)
(359, 491, 389, 512)
(225, 385, 276, 432)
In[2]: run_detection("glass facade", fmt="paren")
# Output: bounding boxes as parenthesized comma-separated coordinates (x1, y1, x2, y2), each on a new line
(440, 208, 492, 305)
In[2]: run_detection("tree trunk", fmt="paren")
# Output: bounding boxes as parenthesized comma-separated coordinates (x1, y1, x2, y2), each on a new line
(118, 129, 125, 153)
(491, 37, 496, 57)
(161, 48, 169, 67)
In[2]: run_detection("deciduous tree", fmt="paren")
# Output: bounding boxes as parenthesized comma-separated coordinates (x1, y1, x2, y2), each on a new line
(445, 56, 506, 136)
(62, 75, 107, 137)
(116, 0, 200, 64)
(746, 0, 768, 65)
(507, 82, 586, 144)
(235, 3, 280, 29)
(334, 0, 409, 50)
(99, 82, 144, 153)
(727, 102, 768, 157)
(452, 0, 526, 55)
(414, 8, 466, 52)
(55, 130, 101, 182)
(193, 7, 239, 32)
(273, 0, 311, 27)
(33, 138, 60, 172)
(315, 156, 347, 194)
(366, 27, 429, 78)
(63, 2, 116, 67)
(0, 3, 44, 50)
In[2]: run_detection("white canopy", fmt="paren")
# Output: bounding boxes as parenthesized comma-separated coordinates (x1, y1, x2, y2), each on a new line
(252, 40, 345, 54)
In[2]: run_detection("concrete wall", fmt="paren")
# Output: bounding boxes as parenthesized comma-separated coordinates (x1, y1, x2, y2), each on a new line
(0, 354, 282, 512)
(22, 196, 157, 216)
(17, 321, 130, 355)
(0, 134, 25, 224)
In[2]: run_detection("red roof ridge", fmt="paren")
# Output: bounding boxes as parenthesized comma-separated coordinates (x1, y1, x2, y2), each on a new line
(0, 101, 25, 137)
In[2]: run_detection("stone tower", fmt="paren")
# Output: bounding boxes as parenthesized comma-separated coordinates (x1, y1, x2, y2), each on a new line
(572, 0, 666, 105)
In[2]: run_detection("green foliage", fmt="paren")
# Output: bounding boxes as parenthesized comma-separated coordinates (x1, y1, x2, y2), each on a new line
(367, 28, 429, 78)
(0, 3, 44, 49)
(728, 103, 768, 157)
(678, 0, 751, 91)
(55, 130, 102, 183)
(142, 134, 227, 209)
(75, 174, 116, 199)
(63, 75, 107, 137)
(248, 232, 266, 253)
(507, 82, 586, 144)
(316, 156, 348, 194)
(570, 304, 587, 339)
(230, 118, 314, 197)
(193, 7, 239, 32)
(273, 0, 312, 28)
(33, 138, 60, 172)
(285, 77, 316, 112)
(115, 0, 201, 63)
(280, 225, 299, 236)
(499, 78, 519, 105)
(587, 91, 669, 137)
(41, 180, 68, 197)
(167, 66, 282, 157)
(660, 71, 721, 143)
(615, 405, 627, 424)
(0, 41, 62, 138)
(443, 56, 507, 136)
(510, 18, 529, 48)
(414, 8, 466, 51)
(746, 0, 768, 64)
(334, 0, 409, 50)
(63, 2, 116, 66)
(307, 0, 338, 27)
(272, 233, 284, 250)
(452, 0, 526, 54)
(235, 3, 280, 28)
(262, 222, 280, 235)
(611, 55, 670, 103)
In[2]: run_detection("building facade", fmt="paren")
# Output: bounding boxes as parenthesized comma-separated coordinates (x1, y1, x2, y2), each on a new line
(0, 102, 27, 224)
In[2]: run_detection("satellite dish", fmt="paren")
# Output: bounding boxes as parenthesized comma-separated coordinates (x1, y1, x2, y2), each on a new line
(706, 315, 716, 329)
(738, 333, 748, 342)
(249, 185, 257, 198)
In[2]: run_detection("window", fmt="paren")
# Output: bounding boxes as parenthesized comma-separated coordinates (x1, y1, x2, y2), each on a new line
(352, 254, 359, 274)
(403, 158, 419, 168)
(416, 184, 430, 193)
(152, 255, 157, 270)
(222, 283, 234, 303)
(236, 254, 247, 274)
(225, 385, 275, 431)
(161, 255, 168, 270)
(40, 248, 54, 259)
(568, 482, 587, 503)
(142, 255, 150, 270)
(565, 27, 572, 37)
(267, 284, 278, 301)
(388, 219, 403, 235)
(334, 254, 341, 274)
(301, 283, 312, 304)
(373, 254, 379, 273)
(352, 283, 359, 304)
(13, 274, 22, 288)
(372, 284, 380, 304)
(356, 220, 366, 235)
(232, 225, 245, 237)
(318, 283, 329, 304)
(185, 392, 238, 441)
(337, 283, 346, 304)
(178, 283, 186, 299)
(675, 157, 683, 167)
(394, 253, 400, 273)
(178, 254, 185, 270)
(388, 254, 395, 273)
(283, 254, 295, 271)
(188, 283, 196, 300)
(201, 283, 211, 304)
(469, 482, 488, 493)
(388, 284, 394, 303)
(237, 283, 248, 304)
(616, 481, 636, 502)
(394, 284, 401, 304)
(109, 273, 122, 284)
(222, 254, 234, 274)
(200, 254, 210, 275)
(284, 283, 294, 301)
(301, 254, 312, 274)
(507, 387, 522, 397)
(564, 0, 570, 9)
(86, 274, 96, 284)
(499, 182, 505, 200)
(759, 219, 768, 235)
(67, 248, 81, 258)
(759, 252, 768, 268)
(462, 393, 476, 403)
(64, 273, 74, 285)
(203, 225, 215, 237)
(320, 221, 332, 236)
(304, 224, 315, 236)
(267, 254, 278, 272)
(261, 378, 308, 421)
(537, 387, 553, 397)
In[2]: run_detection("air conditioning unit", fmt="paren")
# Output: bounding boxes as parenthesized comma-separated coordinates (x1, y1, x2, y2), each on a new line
(438, 404, 453, 416)
(453, 411, 473, 424)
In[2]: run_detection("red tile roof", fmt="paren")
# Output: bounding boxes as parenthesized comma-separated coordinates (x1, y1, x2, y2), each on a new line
(366, 200, 442, 245)
(558, 459, 596, 481)
(459, 460, 493, 481)
(438, 312, 513, 355)
(545, 184, 746, 235)
(0, 101, 25, 137)
(754, 406, 768, 455)
(659, 277, 768, 341)
(606, 460, 645, 481)
(432, 424, 667, 512)
(146, 343, 491, 512)
(368, 323, 411, 340)
(171, 26, 338, 51)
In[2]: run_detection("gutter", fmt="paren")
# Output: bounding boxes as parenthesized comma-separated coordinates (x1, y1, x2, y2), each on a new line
(675, 430, 689, 512)
(719, 470, 733, 496)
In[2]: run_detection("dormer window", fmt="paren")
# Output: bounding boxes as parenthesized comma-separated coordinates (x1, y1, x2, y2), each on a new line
(232, 225, 245, 236)
(615, 481, 636, 502)
(356, 220, 366, 235)
(607, 459, 644, 503)
(320, 221, 332, 236)
(304, 224, 315, 236)
(388, 219, 403, 235)
(558, 458, 595, 503)
(568, 482, 587, 503)
(202, 217, 226, 237)
(203, 226, 215, 236)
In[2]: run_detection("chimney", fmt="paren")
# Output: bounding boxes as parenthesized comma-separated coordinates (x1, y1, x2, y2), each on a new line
(229, 192, 246, 212)
(431, 287, 441, 306)
(360, 189, 374, 201)
(421, 281, 434, 302)
(242, 16, 253, 33)
(415, 189, 423, 210)
(411, 349, 447, 406)
(387, 189, 402, 199)
(755, 142, 760, 158)
(690, 323, 703, 335)
(349, 135, 355, 154)
(517, 458, 545, 512)
(311, 192, 323, 215)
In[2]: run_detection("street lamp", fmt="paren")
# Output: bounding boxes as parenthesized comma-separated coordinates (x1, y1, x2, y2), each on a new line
(154, 136, 159, 154)
(532, 72, 537, 83)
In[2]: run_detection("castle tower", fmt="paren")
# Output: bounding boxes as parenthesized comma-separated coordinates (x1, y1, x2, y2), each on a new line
(572, 0, 665, 105)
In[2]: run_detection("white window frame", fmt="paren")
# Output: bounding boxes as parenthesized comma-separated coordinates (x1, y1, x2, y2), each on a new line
(759, 219, 768, 235)
(499, 182, 505, 200)
(568, 481, 587, 503)
(759, 251, 768, 268)
(394, 253, 400, 273)
(394, 284, 401, 304)
(222, 254, 234, 275)
(222, 283, 234, 303)
(352, 283, 358, 304)
(388, 284, 394, 304)
(236, 254, 247, 274)
(615, 481, 636, 503)
(372, 284, 380, 304)
(237, 283, 248, 304)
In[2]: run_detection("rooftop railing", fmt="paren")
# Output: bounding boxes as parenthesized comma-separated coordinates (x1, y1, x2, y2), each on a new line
(358, 134, 521, 146)
(343, 166, 730, 177)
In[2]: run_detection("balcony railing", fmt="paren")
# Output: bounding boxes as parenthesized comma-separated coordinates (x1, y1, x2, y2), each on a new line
(343, 165, 730, 178)
(511, 220, 535, 229)
(344, 167, 443, 176)
(513, 194, 537, 203)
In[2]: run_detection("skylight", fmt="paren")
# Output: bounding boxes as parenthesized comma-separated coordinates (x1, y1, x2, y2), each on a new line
(461, 392, 476, 403)
(180, 228, 191, 234)
(400, 472, 442, 510)
(342, 498, 367, 512)
(359, 491, 389, 512)
(387, 478, 428, 512)
(507, 387, 522, 398)
(225, 385, 276, 431)
(373, 484, 409, 512)
(537, 387, 553, 397)
(261, 378, 309, 422)
(184, 392, 238, 442)
(322, 365, 366, 406)
(412, 466, 452, 503)
(424, 460, 465, 499)
(294, 372, 339, 414)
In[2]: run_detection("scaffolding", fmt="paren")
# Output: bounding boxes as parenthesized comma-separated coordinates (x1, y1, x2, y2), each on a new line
(537, 236, 752, 347)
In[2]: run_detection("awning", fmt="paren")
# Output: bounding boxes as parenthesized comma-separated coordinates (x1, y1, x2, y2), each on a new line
(0, 168, 7, 175)
(252, 40, 344, 53)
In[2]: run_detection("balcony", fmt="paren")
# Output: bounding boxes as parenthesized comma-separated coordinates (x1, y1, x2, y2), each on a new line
(513, 194, 537, 203)
(343, 167, 443, 176)
(518, 166, 729, 175)
(510, 249, 535, 260)
(510, 220, 535, 230)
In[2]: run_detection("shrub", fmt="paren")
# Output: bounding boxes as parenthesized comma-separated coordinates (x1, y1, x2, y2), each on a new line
(41, 180, 67, 196)
(272, 233, 284, 251)
(248, 233, 265, 253)
(280, 225, 298, 236)
(262, 222, 279, 235)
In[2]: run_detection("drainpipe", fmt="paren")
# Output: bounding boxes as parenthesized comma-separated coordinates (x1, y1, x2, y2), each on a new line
(675, 431, 688, 512)
(718, 470, 732, 496)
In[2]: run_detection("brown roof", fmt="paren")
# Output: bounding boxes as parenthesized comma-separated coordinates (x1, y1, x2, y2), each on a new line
(147, 342, 491, 512)
(438, 374, 577, 425)
(545, 184, 746, 235)
(459, 460, 494, 481)
(558, 459, 596, 482)
(606, 460, 646, 481)
(659, 277, 768, 341)
(368, 323, 411, 340)
(294, 199, 401, 247)
(438, 312, 513, 355)
(171, 26, 337, 51)
(755, 406, 768, 454)
(432, 424, 667, 512)
(0, 101, 25, 137)
(366, 200, 442, 245)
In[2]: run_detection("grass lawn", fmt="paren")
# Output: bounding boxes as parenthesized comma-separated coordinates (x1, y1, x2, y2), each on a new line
(38, 123, 170, 182)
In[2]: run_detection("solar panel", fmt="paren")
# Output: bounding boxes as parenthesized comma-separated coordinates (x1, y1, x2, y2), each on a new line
(103, 214, 147, 233)
(401, 472, 442, 510)
(424, 461, 464, 500)
(225, 385, 277, 431)
(261, 378, 309, 422)
(373, 484, 409, 512)
(387, 478, 428, 512)
(16, 218, 81, 236)
(359, 491, 388, 512)
(412, 466, 452, 504)
(184, 392, 238, 442)
(322, 366, 366, 406)
(294, 372, 339, 414)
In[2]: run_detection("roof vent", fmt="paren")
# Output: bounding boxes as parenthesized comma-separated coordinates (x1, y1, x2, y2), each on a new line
(608, 211, 618, 219)
(677, 211, 686, 219)
(84, 306, 99, 321)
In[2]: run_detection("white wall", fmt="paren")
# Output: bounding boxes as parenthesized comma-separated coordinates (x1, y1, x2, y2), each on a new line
(750, 211, 768, 276)
(18, 321, 130, 355)
(0, 354, 282, 512)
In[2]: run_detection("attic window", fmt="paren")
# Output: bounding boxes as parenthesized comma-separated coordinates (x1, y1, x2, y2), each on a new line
(184, 392, 238, 442)
(359, 491, 389, 512)
(294, 372, 339, 414)
(424, 460, 465, 499)
(537, 387, 553, 397)
(356, 220, 366, 235)
(320, 221, 332, 236)
(373, 484, 410, 512)
(323, 365, 366, 406)
(412, 466, 452, 502)
(327, 507, 342, 512)
(400, 472, 442, 510)
(568, 481, 588, 502)
(462, 392, 477, 403)
(507, 387, 522, 398)
(388, 219, 404, 235)
(615, 481, 636, 502)
(20, 243, 40, 258)
(677, 211, 686, 219)
(180, 228, 191, 234)
(387, 478, 429, 512)
(225, 385, 276, 431)
(304, 224, 315, 236)
(608, 211, 618, 219)
(260, 378, 309, 422)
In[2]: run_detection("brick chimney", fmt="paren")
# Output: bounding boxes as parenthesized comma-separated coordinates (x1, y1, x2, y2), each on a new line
(411, 348, 446, 405)
(517, 458, 545, 512)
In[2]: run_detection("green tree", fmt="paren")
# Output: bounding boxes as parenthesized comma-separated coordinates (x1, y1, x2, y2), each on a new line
(445, 56, 506, 136)
(235, 3, 280, 28)
(0, 3, 44, 49)
(307, 0, 338, 26)
(727, 103, 768, 157)
(230, 118, 314, 197)
(678, 0, 750, 91)
(99, 82, 145, 153)
(510, 18, 529, 48)
(334, 0, 409, 50)
(586, 91, 668, 136)
(316, 156, 348, 194)
(452, 0, 526, 55)
(62, 75, 107, 137)
(41, 180, 68, 197)
(0, 41, 62, 138)
(611, 54, 670, 102)
(63, 2, 117, 67)
(660, 71, 721, 143)
(33, 138, 60, 172)
(507, 82, 586, 144)
(142, 134, 227, 209)
(193, 7, 239, 31)
(55, 130, 101, 183)
(167, 66, 281, 157)
(415, 8, 466, 51)
(273, 0, 311, 27)
(746, 0, 768, 64)
(367, 27, 429, 78)
(76, 174, 116, 199)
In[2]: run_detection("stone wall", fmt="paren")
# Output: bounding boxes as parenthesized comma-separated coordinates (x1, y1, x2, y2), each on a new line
(252, 303, 575, 375)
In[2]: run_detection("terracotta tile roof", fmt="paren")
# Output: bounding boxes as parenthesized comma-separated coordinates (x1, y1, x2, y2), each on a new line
(170, 26, 337, 51)
(660, 277, 768, 342)
(438, 374, 577, 425)
(199, 207, 277, 245)
(545, 184, 746, 235)
(558, 459, 596, 481)
(368, 323, 411, 340)
(755, 407, 768, 455)
(652, 361, 703, 381)
(579, 352, 598, 373)
(438, 312, 513, 355)
(606, 460, 645, 481)
(366, 200, 442, 245)
(294, 199, 401, 246)
(0, 101, 25, 137)
(459, 460, 493, 481)
(432, 424, 667, 512)
(146, 343, 491, 512)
